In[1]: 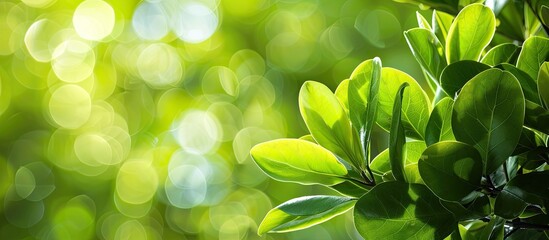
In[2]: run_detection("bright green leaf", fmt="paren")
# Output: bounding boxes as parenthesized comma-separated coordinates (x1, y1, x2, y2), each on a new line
(440, 60, 490, 98)
(538, 62, 549, 108)
(354, 181, 455, 240)
(258, 195, 356, 235)
(494, 171, 549, 219)
(516, 36, 549, 80)
(370, 141, 427, 174)
(390, 83, 408, 182)
(446, 4, 496, 63)
(432, 10, 454, 44)
(250, 139, 347, 186)
(425, 97, 455, 146)
(481, 43, 520, 66)
(299, 81, 363, 169)
(328, 181, 369, 198)
(335, 79, 350, 115)
(404, 28, 446, 81)
(377, 68, 431, 140)
(419, 141, 483, 202)
(416, 11, 432, 30)
(452, 68, 525, 174)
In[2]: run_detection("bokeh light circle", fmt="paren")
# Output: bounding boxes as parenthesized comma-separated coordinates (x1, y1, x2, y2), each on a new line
(72, 0, 115, 41)
(171, 2, 218, 43)
(21, 0, 57, 8)
(165, 165, 207, 209)
(24, 19, 63, 62)
(137, 43, 183, 88)
(52, 40, 96, 83)
(132, 1, 169, 40)
(116, 161, 158, 205)
(48, 84, 92, 129)
(173, 110, 221, 154)
(74, 133, 113, 166)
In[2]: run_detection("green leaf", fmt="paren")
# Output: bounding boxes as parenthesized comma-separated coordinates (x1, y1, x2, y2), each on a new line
(416, 11, 432, 30)
(440, 60, 490, 98)
(525, 100, 549, 135)
(516, 36, 549, 80)
(371, 141, 427, 174)
(299, 134, 316, 143)
(494, 171, 549, 219)
(441, 195, 491, 221)
(328, 181, 368, 198)
(390, 83, 408, 182)
(349, 58, 382, 166)
(425, 97, 455, 146)
(445, 4, 496, 63)
(250, 139, 347, 186)
(404, 28, 447, 81)
(258, 195, 356, 235)
(452, 68, 525, 174)
(496, 63, 540, 105)
(480, 43, 520, 66)
(335, 79, 350, 115)
(377, 68, 431, 140)
(354, 182, 455, 240)
(394, 0, 458, 14)
(478, 216, 505, 240)
(432, 10, 454, 44)
(299, 81, 362, 169)
(538, 62, 549, 108)
(419, 141, 483, 202)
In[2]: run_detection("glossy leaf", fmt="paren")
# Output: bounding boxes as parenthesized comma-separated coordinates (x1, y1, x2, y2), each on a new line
(452, 68, 525, 174)
(525, 100, 549, 135)
(250, 139, 347, 186)
(419, 141, 482, 202)
(425, 97, 455, 146)
(516, 36, 549, 80)
(377, 68, 431, 140)
(538, 62, 549, 108)
(370, 141, 427, 174)
(496, 63, 540, 105)
(299, 81, 362, 169)
(432, 10, 454, 44)
(258, 195, 356, 235)
(416, 11, 432, 30)
(441, 195, 491, 221)
(335, 79, 350, 115)
(446, 4, 496, 63)
(440, 60, 490, 97)
(389, 83, 408, 182)
(404, 28, 446, 81)
(349, 58, 382, 166)
(494, 171, 549, 219)
(354, 182, 455, 240)
(329, 181, 368, 198)
(478, 216, 505, 240)
(480, 43, 520, 66)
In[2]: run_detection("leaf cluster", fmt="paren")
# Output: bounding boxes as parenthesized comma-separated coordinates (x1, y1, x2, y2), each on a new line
(251, 2, 549, 239)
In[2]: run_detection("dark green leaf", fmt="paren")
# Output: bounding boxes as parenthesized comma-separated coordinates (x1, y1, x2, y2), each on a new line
(446, 4, 496, 63)
(354, 181, 455, 240)
(258, 195, 356, 234)
(419, 141, 483, 201)
(404, 28, 447, 81)
(250, 139, 347, 186)
(538, 62, 549, 108)
(452, 68, 525, 174)
(525, 100, 549, 135)
(478, 216, 505, 240)
(440, 195, 491, 221)
(480, 43, 520, 66)
(495, 171, 549, 219)
(440, 60, 490, 97)
(496, 63, 540, 105)
(390, 83, 408, 182)
(516, 36, 549, 80)
(425, 97, 455, 146)
(299, 81, 363, 169)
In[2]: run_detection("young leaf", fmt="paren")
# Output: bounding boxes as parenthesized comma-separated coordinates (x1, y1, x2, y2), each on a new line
(538, 62, 549, 108)
(258, 195, 356, 235)
(452, 68, 525, 174)
(299, 81, 362, 169)
(250, 139, 347, 186)
(425, 97, 455, 146)
(432, 10, 454, 44)
(348, 58, 382, 165)
(418, 141, 483, 202)
(480, 43, 520, 66)
(389, 83, 408, 182)
(494, 171, 549, 219)
(516, 36, 549, 80)
(370, 141, 427, 175)
(377, 68, 431, 140)
(404, 28, 446, 81)
(445, 4, 496, 63)
(416, 11, 432, 30)
(354, 181, 455, 240)
(335, 79, 350, 115)
(440, 60, 490, 97)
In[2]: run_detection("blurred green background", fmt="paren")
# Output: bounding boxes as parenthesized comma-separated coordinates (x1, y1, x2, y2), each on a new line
(0, 0, 423, 239)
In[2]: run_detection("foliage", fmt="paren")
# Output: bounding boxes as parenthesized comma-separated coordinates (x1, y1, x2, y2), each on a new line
(251, 1, 549, 239)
